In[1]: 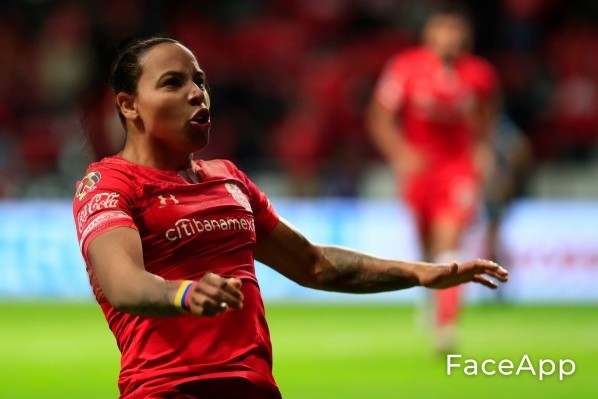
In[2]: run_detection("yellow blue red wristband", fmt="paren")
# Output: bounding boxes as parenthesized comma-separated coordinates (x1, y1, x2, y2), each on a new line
(174, 280, 195, 312)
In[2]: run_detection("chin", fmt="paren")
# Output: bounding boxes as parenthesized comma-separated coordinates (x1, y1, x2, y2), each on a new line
(190, 134, 209, 153)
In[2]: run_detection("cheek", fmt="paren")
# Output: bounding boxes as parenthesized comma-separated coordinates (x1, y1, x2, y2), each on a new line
(446, 30, 465, 46)
(142, 96, 184, 127)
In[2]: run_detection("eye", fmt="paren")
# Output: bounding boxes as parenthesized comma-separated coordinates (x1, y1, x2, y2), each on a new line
(193, 77, 206, 90)
(164, 77, 183, 88)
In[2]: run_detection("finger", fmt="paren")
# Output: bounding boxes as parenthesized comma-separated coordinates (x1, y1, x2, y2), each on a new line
(205, 284, 243, 309)
(202, 274, 243, 310)
(486, 268, 509, 282)
(220, 277, 243, 297)
(475, 264, 509, 282)
(466, 260, 508, 277)
(202, 272, 223, 287)
(208, 275, 242, 299)
(189, 295, 227, 317)
(495, 266, 509, 279)
(221, 279, 244, 306)
(216, 278, 243, 310)
(478, 259, 507, 273)
(226, 277, 242, 289)
(472, 274, 498, 289)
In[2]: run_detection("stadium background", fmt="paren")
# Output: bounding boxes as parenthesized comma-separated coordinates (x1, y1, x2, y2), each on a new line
(0, 0, 597, 398)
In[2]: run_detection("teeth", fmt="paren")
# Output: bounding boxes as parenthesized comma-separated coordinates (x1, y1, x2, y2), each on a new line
(193, 113, 209, 123)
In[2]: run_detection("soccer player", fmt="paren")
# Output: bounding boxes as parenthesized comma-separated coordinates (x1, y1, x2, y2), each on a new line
(73, 35, 508, 398)
(367, 6, 500, 353)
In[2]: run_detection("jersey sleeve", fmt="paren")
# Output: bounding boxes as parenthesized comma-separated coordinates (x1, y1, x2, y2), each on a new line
(373, 53, 409, 112)
(73, 167, 138, 258)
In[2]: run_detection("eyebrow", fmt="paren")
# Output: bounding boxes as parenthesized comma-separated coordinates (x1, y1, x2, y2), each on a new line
(157, 70, 206, 81)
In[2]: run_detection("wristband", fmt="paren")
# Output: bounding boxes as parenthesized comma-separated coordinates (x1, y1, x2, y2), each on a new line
(174, 280, 196, 312)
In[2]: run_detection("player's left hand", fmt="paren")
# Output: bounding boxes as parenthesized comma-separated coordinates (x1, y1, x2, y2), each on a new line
(417, 259, 508, 289)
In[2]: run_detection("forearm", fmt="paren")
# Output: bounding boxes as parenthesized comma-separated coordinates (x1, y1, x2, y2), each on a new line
(370, 124, 406, 168)
(257, 220, 507, 294)
(107, 272, 188, 317)
(311, 245, 422, 293)
(88, 228, 193, 317)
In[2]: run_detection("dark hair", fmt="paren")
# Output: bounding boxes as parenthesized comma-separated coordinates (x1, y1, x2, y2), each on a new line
(109, 35, 179, 126)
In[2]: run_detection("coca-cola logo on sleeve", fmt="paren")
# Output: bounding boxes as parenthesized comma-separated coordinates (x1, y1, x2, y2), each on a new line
(77, 192, 120, 232)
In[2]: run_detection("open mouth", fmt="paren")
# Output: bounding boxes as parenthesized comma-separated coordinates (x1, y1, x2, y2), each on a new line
(190, 108, 211, 126)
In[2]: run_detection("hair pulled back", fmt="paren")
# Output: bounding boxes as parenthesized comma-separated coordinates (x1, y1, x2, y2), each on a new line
(109, 35, 179, 126)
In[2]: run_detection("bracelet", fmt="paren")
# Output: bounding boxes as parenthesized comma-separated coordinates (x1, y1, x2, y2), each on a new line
(174, 280, 196, 312)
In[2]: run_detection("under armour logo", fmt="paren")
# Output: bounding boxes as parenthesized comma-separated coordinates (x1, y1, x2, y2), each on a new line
(158, 194, 179, 207)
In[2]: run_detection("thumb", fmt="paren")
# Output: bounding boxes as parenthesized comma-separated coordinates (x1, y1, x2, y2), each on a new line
(228, 277, 243, 289)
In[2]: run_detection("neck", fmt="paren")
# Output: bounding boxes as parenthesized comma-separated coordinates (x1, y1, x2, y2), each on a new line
(120, 136, 191, 171)
(434, 50, 458, 67)
(428, 46, 461, 67)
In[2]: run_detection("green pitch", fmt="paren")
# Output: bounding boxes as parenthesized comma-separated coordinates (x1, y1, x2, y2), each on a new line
(0, 302, 596, 398)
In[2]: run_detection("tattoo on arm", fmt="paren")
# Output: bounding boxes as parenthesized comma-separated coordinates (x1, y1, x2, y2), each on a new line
(318, 247, 418, 293)
(116, 278, 181, 317)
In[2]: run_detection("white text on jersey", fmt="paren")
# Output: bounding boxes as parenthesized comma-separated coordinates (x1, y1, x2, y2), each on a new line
(165, 216, 255, 242)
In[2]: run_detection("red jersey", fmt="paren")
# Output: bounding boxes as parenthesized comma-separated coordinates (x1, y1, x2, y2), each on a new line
(373, 46, 498, 168)
(73, 155, 281, 399)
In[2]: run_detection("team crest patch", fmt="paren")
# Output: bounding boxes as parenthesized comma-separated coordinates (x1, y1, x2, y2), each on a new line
(76, 171, 101, 200)
(225, 182, 252, 212)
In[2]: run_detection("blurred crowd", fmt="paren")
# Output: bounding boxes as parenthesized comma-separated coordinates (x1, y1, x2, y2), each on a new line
(0, 0, 597, 198)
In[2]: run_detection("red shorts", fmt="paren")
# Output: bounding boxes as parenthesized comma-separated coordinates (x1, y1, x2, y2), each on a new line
(403, 162, 480, 236)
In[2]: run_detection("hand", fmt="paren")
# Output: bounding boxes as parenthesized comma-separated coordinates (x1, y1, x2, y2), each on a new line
(417, 259, 508, 289)
(188, 272, 244, 317)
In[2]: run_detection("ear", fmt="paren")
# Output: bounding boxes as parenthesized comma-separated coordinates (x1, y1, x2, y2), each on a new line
(116, 92, 138, 121)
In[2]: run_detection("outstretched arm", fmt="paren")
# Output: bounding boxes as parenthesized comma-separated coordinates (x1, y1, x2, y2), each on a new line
(256, 219, 508, 293)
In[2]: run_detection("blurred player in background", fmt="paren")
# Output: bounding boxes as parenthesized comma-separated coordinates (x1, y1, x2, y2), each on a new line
(73, 35, 508, 398)
(367, 5, 500, 353)
(485, 113, 533, 275)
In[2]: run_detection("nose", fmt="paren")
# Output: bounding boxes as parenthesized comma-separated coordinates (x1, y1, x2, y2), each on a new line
(188, 83, 206, 106)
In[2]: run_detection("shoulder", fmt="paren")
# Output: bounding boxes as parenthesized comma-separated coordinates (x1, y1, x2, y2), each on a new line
(404, 47, 437, 65)
(74, 156, 137, 202)
(397, 46, 429, 60)
(460, 54, 497, 75)
(73, 156, 140, 239)
(389, 46, 426, 64)
(383, 47, 434, 78)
